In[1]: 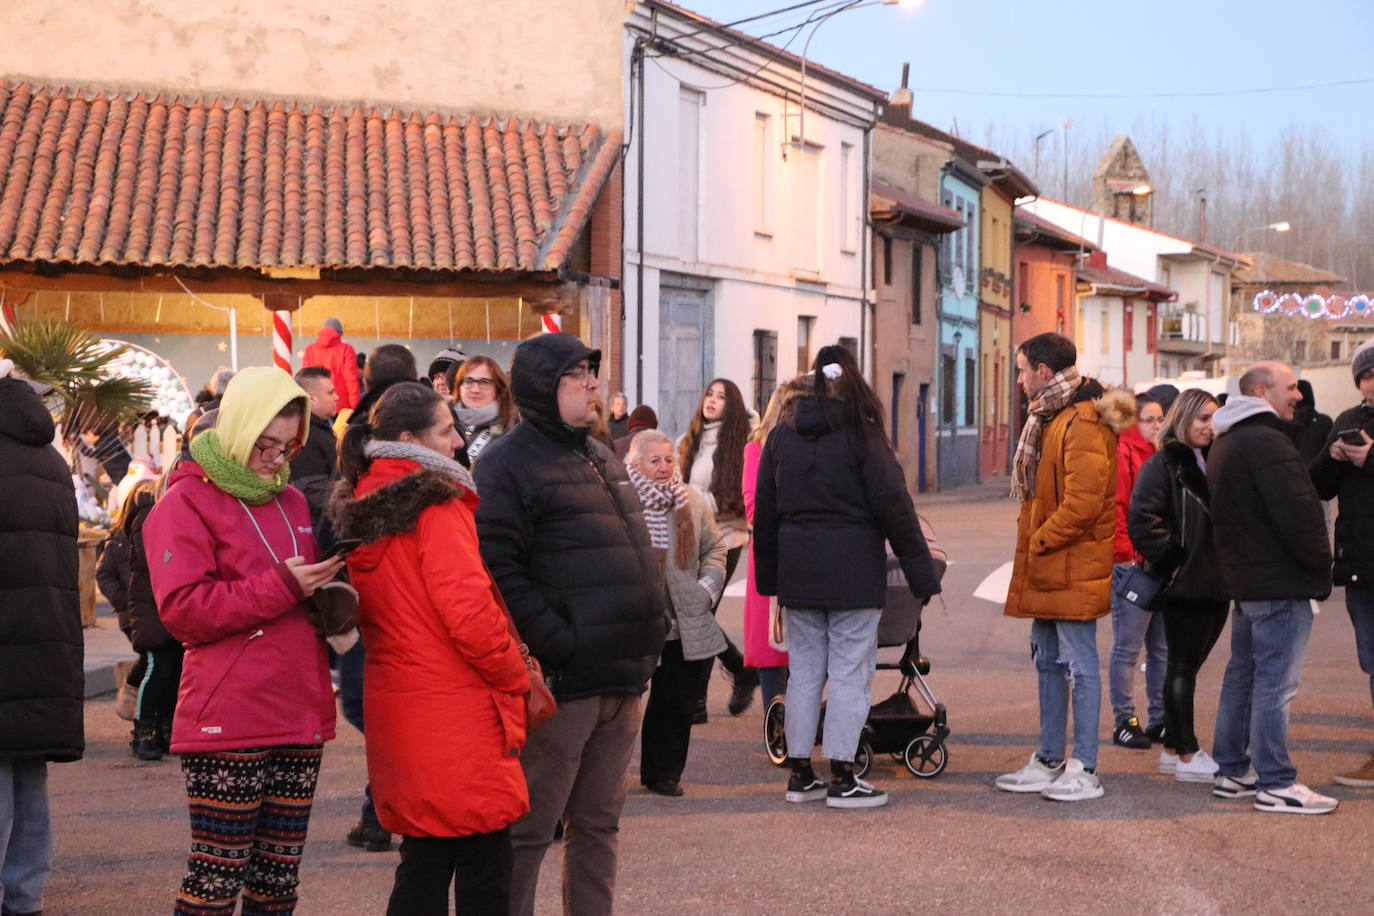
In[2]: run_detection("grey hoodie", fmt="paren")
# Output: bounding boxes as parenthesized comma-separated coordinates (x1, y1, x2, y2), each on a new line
(1212, 395, 1276, 436)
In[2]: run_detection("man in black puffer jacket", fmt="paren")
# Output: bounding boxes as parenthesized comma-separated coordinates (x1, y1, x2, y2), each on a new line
(1309, 339, 1374, 789)
(475, 333, 666, 916)
(1208, 361, 1336, 815)
(0, 360, 83, 916)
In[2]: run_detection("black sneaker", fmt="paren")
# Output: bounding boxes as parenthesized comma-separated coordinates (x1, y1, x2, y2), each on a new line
(346, 822, 393, 852)
(826, 773, 889, 809)
(728, 667, 759, 716)
(1145, 722, 1167, 745)
(1112, 716, 1151, 749)
(785, 770, 827, 803)
(644, 779, 684, 797)
(690, 697, 708, 726)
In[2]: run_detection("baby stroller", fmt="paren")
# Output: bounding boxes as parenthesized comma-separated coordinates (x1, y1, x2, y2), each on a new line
(762, 522, 950, 779)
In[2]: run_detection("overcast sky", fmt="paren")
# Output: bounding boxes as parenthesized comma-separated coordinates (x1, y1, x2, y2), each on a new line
(675, 0, 1374, 155)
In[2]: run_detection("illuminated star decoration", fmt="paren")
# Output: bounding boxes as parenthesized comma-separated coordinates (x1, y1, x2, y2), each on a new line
(217, 341, 228, 352)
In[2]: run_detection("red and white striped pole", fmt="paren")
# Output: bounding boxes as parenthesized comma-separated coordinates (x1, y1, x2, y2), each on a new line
(272, 311, 293, 372)
(0, 291, 15, 337)
(540, 312, 561, 334)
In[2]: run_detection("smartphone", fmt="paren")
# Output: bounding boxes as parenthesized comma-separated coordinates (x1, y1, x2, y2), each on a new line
(319, 538, 363, 562)
(1337, 428, 1369, 446)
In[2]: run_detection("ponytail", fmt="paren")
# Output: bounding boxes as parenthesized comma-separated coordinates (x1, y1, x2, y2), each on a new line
(338, 381, 445, 487)
(811, 344, 889, 447)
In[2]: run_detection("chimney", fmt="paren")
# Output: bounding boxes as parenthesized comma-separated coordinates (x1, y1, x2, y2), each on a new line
(1088, 250, 1108, 270)
(889, 63, 913, 111)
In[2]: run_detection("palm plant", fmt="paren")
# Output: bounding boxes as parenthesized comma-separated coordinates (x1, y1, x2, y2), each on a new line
(0, 320, 152, 436)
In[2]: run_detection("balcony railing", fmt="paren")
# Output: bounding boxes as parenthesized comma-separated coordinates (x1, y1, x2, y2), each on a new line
(1159, 307, 1207, 355)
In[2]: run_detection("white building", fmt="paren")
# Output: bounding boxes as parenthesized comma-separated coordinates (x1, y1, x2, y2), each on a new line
(623, 1, 885, 435)
(1022, 198, 1243, 380)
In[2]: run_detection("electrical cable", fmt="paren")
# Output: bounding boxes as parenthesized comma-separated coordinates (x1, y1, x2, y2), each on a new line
(893, 78, 1374, 100)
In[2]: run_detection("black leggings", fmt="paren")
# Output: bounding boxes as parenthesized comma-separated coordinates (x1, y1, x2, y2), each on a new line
(135, 642, 184, 721)
(1161, 598, 1229, 756)
(386, 829, 512, 916)
(641, 639, 711, 785)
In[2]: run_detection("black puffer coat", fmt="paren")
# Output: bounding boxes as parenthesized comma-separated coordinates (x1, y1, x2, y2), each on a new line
(0, 376, 83, 761)
(1309, 401, 1374, 587)
(1127, 441, 1224, 601)
(1207, 404, 1331, 601)
(474, 334, 666, 701)
(753, 395, 941, 611)
(126, 499, 173, 651)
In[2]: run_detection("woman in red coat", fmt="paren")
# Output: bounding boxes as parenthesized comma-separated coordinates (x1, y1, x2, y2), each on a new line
(1108, 393, 1167, 749)
(329, 381, 531, 916)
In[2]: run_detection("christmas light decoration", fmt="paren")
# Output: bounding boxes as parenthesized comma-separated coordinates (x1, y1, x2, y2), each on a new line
(1253, 290, 1374, 320)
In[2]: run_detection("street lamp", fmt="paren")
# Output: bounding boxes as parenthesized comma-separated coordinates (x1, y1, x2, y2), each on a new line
(794, 0, 919, 148)
(1231, 221, 1291, 251)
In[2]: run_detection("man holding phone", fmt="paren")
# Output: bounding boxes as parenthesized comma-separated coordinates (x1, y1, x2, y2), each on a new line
(1309, 339, 1374, 789)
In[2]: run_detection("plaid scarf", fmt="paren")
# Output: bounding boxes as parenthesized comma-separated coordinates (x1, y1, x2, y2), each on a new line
(628, 465, 694, 569)
(1010, 366, 1081, 501)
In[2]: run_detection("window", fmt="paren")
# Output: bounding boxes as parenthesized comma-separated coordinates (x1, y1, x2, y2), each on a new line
(839, 336, 858, 358)
(753, 113, 771, 234)
(1293, 340, 1308, 364)
(940, 191, 954, 285)
(882, 236, 893, 286)
(911, 243, 923, 325)
(796, 316, 815, 374)
(751, 330, 778, 416)
(796, 142, 822, 273)
(678, 87, 703, 261)
(940, 353, 956, 424)
(891, 373, 905, 447)
(1332, 340, 1342, 361)
(964, 355, 976, 426)
(1101, 304, 1111, 355)
(840, 142, 857, 252)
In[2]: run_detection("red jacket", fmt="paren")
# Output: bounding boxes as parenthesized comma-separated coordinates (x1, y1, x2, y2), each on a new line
(303, 327, 361, 410)
(335, 457, 530, 838)
(1114, 425, 1157, 563)
(143, 461, 336, 753)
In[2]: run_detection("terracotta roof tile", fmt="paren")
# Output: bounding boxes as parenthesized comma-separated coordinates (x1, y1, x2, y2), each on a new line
(0, 80, 622, 274)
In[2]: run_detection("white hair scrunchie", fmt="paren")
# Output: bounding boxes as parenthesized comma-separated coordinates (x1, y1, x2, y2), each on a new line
(0, 359, 13, 379)
(821, 363, 843, 380)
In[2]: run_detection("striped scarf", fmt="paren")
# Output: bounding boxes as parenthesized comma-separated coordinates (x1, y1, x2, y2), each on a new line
(628, 465, 693, 568)
(1010, 366, 1080, 501)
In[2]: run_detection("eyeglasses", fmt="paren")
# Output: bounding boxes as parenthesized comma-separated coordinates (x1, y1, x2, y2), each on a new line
(254, 438, 303, 462)
(460, 377, 495, 389)
(561, 364, 599, 385)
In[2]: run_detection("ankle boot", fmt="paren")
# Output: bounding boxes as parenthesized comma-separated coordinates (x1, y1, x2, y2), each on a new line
(156, 716, 175, 755)
(131, 719, 163, 760)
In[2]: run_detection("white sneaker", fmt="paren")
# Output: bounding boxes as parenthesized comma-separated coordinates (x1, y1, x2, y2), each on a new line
(1175, 750, 1221, 783)
(1042, 759, 1104, 802)
(995, 754, 1063, 793)
(1254, 783, 1339, 815)
(1158, 750, 1179, 774)
(1213, 769, 1259, 798)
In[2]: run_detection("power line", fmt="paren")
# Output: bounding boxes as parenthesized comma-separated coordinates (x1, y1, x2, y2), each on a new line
(900, 77, 1374, 100)
(662, 0, 840, 43)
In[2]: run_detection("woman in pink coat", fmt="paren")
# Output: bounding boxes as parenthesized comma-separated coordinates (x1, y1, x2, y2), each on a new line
(144, 367, 343, 916)
(743, 380, 809, 703)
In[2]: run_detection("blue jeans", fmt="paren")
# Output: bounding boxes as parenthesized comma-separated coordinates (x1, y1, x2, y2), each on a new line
(337, 637, 383, 831)
(0, 759, 51, 915)
(784, 607, 881, 763)
(1108, 563, 1166, 728)
(1347, 587, 1374, 754)
(1031, 618, 1102, 770)
(1212, 599, 1314, 790)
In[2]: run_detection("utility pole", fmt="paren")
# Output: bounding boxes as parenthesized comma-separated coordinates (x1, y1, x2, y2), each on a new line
(1061, 121, 1071, 201)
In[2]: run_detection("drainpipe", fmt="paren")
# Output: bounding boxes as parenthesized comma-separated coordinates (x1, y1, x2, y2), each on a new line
(633, 37, 647, 403)
(861, 110, 873, 380)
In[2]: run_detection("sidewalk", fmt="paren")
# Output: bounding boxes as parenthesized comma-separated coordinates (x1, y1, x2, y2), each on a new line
(83, 610, 136, 699)
(917, 479, 1011, 505)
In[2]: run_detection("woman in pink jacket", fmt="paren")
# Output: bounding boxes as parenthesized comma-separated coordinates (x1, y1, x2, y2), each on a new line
(144, 367, 344, 916)
(743, 379, 809, 705)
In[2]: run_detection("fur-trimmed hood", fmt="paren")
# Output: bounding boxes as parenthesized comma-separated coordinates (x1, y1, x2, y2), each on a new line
(1093, 387, 1138, 436)
(327, 466, 467, 546)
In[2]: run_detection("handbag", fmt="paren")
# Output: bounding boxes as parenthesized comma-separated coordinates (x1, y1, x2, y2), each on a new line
(487, 580, 558, 733)
(1115, 563, 1165, 611)
(768, 597, 787, 651)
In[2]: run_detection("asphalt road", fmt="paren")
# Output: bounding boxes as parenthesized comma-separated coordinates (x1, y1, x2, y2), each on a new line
(44, 495, 1374, 914)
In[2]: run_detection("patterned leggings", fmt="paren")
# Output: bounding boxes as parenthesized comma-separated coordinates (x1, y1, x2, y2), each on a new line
(175, 745, 323, 916)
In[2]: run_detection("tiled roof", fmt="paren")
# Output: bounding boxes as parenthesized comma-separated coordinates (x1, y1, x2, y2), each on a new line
(871, 179, 963, 233)
(1014, 209, 1094, 252)
(0, 80, 621, 273)
(1077, 259, 1176, 301)
(1233, 250, 1346, 286)
(880, 104, 1037, 199)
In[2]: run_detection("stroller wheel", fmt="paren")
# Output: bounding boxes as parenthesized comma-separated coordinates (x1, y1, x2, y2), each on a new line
(854, 742, 874, 779)
(763, 697, 788, 766)
(903, 734, 948, 779)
